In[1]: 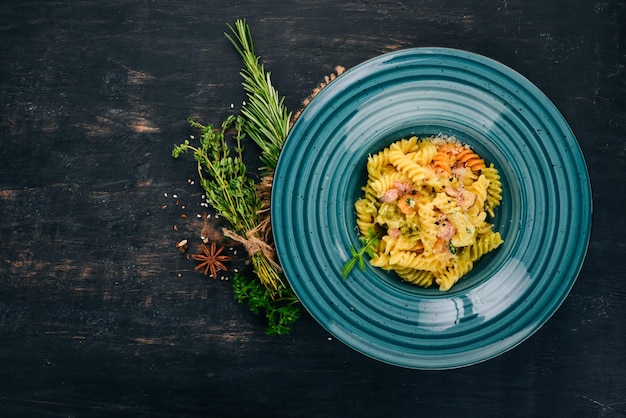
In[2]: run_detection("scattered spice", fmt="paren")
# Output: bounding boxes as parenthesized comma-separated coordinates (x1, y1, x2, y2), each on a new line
(176, 239, 189, 253)
(201, 215, 222, 244)
(191, 242, 232, 278)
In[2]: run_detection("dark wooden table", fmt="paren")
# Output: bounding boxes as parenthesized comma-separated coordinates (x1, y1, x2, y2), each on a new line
(1, 1, 625, 416)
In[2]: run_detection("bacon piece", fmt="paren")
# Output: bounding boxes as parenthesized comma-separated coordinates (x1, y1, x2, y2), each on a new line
(437, 221, 456, 241)
(456, 189, 477, 211)
(380, 188, 399, 203)
(444, 186, 459, 197)
(388, 228, 401, 238)
(451, 161, 467, 179)
(393, 180, 412, 195)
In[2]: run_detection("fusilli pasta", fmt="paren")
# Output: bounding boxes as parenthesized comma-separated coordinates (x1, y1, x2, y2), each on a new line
(354, 135, 504, 291)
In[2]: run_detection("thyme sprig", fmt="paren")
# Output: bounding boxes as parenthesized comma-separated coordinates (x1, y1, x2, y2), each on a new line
(173, 115, 258, 233)
(225, 19, 291, 174)
(341, 228, 380, 279)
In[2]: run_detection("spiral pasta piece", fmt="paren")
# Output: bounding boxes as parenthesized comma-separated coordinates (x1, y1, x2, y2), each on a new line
(457, 148, 487, 172)
(435, 250, 474, 291)
(389, 152, 430, 186)
(395, 136, 421, 153)
(417, 201, 439, 253)
(388, 250, 442, 272)
(361, 183, 378, 204)
(370, 171, 407, 197)
(432, 149, 452, 174)
(380, 234, 423, 255)
(466, 174, 490, 208)
(467, 230, 503, 262)
(354, 198, 378, 237)
(367, 152, 389, 181)
(396, 268, 435, 287)
(482, 164, 503, 218)
(414, 140, 438, 165)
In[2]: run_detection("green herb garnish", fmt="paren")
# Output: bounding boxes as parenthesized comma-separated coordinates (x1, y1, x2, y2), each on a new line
(232, 273, 300, 336)
(341, 228, 380, 279)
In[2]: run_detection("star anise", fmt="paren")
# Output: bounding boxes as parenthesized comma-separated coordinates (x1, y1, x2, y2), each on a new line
(191, 242, 232, 278)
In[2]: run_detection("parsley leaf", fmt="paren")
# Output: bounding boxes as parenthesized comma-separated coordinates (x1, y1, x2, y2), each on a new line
(232, 273, 300, 336)
(341, 228, 380, 279)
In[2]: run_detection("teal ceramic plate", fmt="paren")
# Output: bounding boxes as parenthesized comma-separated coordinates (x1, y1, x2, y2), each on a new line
(272, 48, 592, 369)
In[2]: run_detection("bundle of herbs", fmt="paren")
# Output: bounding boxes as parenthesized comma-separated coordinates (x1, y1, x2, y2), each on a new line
(172, 19, 299, 335)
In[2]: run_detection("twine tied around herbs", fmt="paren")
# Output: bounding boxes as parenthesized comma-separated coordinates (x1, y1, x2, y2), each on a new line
(221, 217, 282, 272)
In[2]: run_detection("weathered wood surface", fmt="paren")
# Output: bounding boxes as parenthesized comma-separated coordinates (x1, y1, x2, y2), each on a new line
(1, 1, 625, 416)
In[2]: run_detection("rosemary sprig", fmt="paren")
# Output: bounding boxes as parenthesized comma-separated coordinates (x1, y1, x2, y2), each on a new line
(341, 228, 380, 279)
(225, 19, 291, 174)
